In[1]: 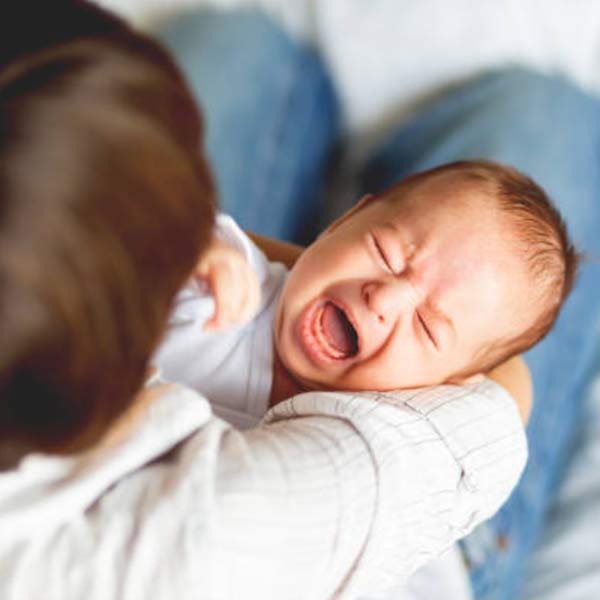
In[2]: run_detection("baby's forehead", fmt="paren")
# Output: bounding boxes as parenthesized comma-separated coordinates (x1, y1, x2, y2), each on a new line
(376, 176, 510, 240)
(382, 170, 500, 210)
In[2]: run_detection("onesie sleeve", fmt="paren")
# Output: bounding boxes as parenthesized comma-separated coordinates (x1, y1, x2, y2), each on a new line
(165, 213, 276, 329)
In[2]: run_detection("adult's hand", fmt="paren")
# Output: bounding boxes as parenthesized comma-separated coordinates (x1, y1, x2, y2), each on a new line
(486, 355, 533, 424)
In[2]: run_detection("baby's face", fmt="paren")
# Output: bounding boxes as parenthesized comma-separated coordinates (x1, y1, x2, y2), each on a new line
(275, 174, 536, 392)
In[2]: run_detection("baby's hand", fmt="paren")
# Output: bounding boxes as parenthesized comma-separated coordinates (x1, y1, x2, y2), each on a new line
(195, 238, 261, 330)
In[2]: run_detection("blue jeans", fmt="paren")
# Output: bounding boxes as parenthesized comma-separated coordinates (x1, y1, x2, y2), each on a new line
(519, 355, 600, 600)
(158, 10, 600, 600)
(158, 10, 339, 244)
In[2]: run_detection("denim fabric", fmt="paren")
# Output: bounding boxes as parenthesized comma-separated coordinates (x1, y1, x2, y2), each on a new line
(158, 10, 339, 244)
(362, 69, 600, 600)
(520, 354, 600, 600)
(159, 10, 600, 600)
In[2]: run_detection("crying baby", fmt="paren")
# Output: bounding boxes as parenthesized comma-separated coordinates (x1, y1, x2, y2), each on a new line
(155, 160, 577, 426)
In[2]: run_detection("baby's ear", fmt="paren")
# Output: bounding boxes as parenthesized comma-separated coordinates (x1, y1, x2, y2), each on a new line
(322, 193, 376, 235)
(448, 372, 485, 386)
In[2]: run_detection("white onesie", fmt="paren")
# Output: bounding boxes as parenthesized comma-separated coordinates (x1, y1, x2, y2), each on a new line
(153, 214, 286, 429)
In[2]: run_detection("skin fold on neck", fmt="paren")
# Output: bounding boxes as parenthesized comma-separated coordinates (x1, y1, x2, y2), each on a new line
(269, 352, 305, 408)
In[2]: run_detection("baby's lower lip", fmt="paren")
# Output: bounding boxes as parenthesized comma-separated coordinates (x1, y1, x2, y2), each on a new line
(296, 300, 352, 366)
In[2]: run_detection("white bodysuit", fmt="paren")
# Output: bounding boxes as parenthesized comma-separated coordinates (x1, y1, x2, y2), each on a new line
(154, 214, 286, 428)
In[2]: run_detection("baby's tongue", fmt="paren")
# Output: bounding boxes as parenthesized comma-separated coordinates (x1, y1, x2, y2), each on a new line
(321, 302, 355, 356)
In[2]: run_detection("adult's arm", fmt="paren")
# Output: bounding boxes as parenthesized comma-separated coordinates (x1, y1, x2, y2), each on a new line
(486, 354, 533, 423)
(9, 381, 526, 600)
(247, 230, 303, 269)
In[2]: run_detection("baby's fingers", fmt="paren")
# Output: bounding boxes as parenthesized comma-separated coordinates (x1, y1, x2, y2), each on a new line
(235, 260, 261, 324)
(198, 243, 261, 330)
(202, 257, 237, 330)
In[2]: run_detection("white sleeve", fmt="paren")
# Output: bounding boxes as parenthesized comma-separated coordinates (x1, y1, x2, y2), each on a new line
(264, 379, 527, 595)
(164, 213, 263, 329)
(16, 380, 525, 600)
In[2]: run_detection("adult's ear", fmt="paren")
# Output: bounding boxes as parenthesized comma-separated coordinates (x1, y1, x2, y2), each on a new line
(323, 193, 377, 235)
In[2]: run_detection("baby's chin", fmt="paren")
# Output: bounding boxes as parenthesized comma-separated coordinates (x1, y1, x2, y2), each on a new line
(275, 352, 366, 394)
(276, 345, 439, 393)
(273, 339, 334, 393)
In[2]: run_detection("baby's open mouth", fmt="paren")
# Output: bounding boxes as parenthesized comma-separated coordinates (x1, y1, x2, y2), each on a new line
(312, 301, 359, 360)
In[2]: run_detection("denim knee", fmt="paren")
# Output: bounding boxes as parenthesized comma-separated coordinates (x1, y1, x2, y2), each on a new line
(476, 66, 583, 100)
(159, 9, 297, 66)
(363, 65, 600, 251)
(158, 9, 316, 116)
(159, 9, 339, 242)
(463, 66, 599, 132)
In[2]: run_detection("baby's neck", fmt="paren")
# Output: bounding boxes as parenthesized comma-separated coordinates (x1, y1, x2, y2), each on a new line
(269, 352, 306, 408)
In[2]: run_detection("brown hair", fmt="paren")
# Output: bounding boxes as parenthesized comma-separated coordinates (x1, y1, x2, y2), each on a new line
(401, 160, 579, 372)
(0, 1, 215, 452)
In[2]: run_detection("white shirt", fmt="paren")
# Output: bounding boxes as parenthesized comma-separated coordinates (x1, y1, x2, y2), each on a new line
(0, 375, 526, 600)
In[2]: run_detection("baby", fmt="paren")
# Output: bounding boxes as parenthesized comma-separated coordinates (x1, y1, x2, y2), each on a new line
(154, 159, 577, 428)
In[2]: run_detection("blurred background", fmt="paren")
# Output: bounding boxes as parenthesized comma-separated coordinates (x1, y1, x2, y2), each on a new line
(97, 0, 600, 148)
(96, 0, 600, 237)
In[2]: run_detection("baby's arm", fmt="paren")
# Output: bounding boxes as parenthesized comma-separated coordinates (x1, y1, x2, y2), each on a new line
(194, 236, 261, 330)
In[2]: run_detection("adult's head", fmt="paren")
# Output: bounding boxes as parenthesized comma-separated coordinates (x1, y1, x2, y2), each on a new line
(0, 1, 215, 453)
(275, 160, 577, 392)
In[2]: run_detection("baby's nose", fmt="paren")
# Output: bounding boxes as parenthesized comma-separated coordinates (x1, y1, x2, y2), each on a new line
(361, 279, 417, 324)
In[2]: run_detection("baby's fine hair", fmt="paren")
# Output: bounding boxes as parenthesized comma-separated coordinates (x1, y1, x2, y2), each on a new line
(401, 160, 579, 372)
(0, 1, 215, 453)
